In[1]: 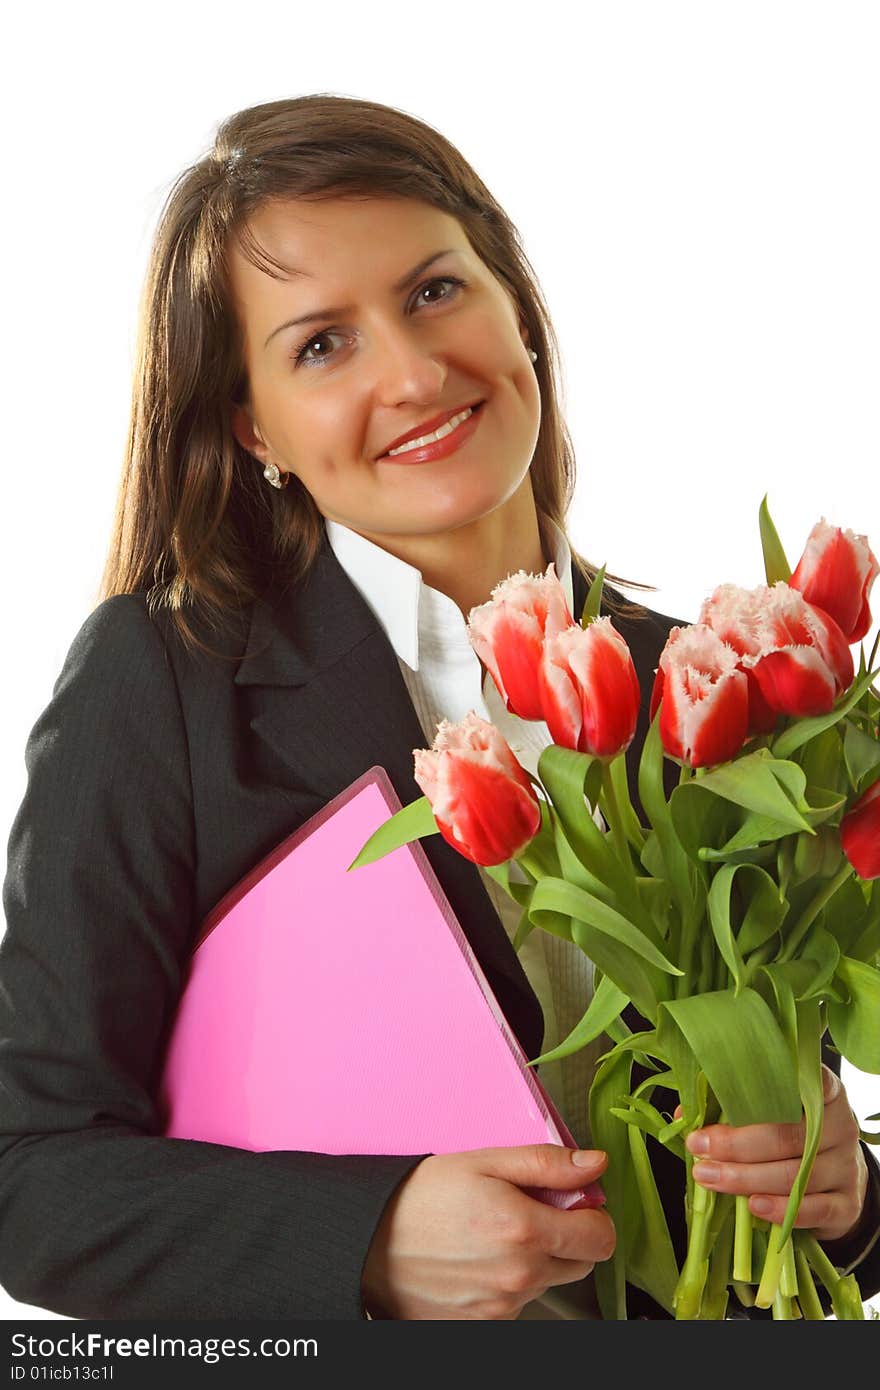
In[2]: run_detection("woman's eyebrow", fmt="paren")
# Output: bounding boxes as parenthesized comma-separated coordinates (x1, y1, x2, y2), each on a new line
(263, 249, 461, 348)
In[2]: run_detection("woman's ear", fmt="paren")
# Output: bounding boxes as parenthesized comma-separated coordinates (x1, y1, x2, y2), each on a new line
(231, 405, 271, 464)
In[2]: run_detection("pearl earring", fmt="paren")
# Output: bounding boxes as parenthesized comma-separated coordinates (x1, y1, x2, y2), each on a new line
(529, 349, 538, 363)
(262, 462, 289, 489)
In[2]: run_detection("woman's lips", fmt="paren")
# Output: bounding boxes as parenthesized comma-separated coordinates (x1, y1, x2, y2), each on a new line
(378, 402, 485, 465)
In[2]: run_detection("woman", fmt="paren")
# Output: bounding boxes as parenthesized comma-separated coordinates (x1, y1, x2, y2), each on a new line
(1, 95, 877, 1321)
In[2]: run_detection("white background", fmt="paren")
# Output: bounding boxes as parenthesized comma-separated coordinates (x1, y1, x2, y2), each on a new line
(1, 0, 877, 1321)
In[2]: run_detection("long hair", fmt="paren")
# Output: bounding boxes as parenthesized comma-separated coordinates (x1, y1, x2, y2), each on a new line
(98, 93, 654, 655)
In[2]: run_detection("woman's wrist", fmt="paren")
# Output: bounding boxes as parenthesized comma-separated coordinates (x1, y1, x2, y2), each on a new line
(818, 1141, 880, 1274)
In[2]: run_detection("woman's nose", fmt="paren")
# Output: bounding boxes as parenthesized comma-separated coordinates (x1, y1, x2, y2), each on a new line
(370, 320, 447, 404)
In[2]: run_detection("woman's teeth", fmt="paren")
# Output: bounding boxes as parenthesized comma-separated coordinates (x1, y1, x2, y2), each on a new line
(386, 406, 475, 456)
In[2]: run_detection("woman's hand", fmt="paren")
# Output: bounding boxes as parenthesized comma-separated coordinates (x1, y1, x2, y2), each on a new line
(684, 1065, 869, 1243)
(361, 1143, 616, 1319)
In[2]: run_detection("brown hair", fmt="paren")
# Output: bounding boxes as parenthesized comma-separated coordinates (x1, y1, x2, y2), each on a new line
(97, 93, 655, 656)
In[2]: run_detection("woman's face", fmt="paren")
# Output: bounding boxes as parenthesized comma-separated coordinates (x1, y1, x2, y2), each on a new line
(227, 196, 541, 545)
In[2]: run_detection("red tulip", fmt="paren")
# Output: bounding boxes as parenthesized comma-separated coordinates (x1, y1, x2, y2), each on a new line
(649, 624, 750, 768)
(789, 519, 879, 644)
(412, 712, 542, 866)
(699, 582, 854, 720)
(466, 563, 576, 720)
(537, 617, 641, 759)
(840, 779, 880, 881)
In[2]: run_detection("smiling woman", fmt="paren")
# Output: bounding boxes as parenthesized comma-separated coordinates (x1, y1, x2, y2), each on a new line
(226, 194, 548, 619)
(1, 92, 877, 1324)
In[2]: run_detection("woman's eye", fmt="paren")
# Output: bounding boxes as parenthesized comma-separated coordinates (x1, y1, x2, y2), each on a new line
(292, 276, 465, 368)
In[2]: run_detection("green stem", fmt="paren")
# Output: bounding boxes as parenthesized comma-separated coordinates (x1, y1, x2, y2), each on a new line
(696, 924, 715, 995)
(675, 1174, 715, 1318)
(778, 861, 854, 962)
(801, 1236, 866, 1320)
(675, 909, 700, 998)
(755, 1223, 787, 1308)
(733, 1196, 753, 1282)
(701, 1197, 734, 1320)
(599, 761, 631, 868)
(794, 1238, 826, 1320)
(772, 1288, 795, 1319)
(780, 1234, 798, 1297)
(732, 1279, 755, 1308)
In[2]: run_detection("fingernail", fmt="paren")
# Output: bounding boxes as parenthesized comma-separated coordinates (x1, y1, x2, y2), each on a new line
(686, 1131, 710, 1155)
(572, 1149, 604, 1168)
(751, 1197, 773, 1216)
(692, 1161, 720, 1184)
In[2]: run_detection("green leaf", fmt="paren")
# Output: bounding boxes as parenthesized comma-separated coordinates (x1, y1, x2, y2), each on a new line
(799, 725, 847, 797)
(802, 787, 848, 827)
(671, 759, 812, 850)
(759, 494, 791, 584)
(697, 813, 798, 860)
(551, 812, 614, 899)
(530, 878, 683, 976)
(827, 957, 880, 1071)
(347, 795, 440, 869)
(707, 863, 749, 990)
(822, 876, 877, 958)
(660, 989, 803, 1126)
(638, 714, 699, 920)
(753, 966, 798, 1076)
(656, 1008, 700, 1126)
(608, 749, 647, 852)
(537, 747, 635, 907)
(624, 1123, 680, 1314)
(792, 826, 843, 884)
(850, 881, 880, 965)
(589, 1045, 638, 1319)
(709, 862, 788, 982)
(777, 999, 824, 1246)
(640, 829, 666, 879)
(538, 748, 663, 950)
(528, 971, 629, 1067)
(581, 563, 606, 625)
(844, 720, 880, 790)
(772, 667, 880, 760)
(482, 859, 533, 908)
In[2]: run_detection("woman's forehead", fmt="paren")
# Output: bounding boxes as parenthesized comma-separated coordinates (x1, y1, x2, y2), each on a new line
(229, 195, 470, 283)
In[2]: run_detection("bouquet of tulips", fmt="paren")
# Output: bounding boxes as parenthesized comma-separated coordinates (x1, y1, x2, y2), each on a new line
(350, 498, 880, 1320)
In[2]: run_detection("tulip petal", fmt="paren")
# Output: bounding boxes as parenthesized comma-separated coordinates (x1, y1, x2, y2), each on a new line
(653, 624, 749, 767)
(436, 758, 541, 865)
(789, 519, 879, 643)
(746, 646, 837, 718)
(413, 712, 541, 866)
(840, 779, 880, 881)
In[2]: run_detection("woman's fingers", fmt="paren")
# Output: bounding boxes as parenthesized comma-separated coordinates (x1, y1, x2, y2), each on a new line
(744, 1188, 861, 1237)
(684, 1066, 855, 1163)
(680, 1067, 869, 1243)
(690, 1142, 853, 1198)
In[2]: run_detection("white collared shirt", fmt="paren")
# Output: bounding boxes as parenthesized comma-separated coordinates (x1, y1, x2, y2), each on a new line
(325, 514, 602, 1152)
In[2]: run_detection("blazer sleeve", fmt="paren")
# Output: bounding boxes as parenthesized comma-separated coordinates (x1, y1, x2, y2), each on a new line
(0, 595, 428, 1320)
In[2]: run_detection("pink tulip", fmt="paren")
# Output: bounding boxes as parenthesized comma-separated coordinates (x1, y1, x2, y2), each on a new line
(466, 563, 576, 720)
(699, 582, 854, 720)
(649, 624, 750, 768)
(537, 617, 641, 759)
(789, 519, 879, 644)
(412, 712, 542, 866)
(840, 779, 880, 881)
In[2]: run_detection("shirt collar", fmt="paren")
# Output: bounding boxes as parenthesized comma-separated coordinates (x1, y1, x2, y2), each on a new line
(324, 514, 574, 672)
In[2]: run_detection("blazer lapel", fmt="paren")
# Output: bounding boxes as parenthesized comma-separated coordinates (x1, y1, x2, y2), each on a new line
(231, 536, 676, 1063)
(233, 534, 547, 1060)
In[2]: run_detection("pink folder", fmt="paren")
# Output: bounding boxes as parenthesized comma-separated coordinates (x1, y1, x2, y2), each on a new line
(158, 765, 602, 1211)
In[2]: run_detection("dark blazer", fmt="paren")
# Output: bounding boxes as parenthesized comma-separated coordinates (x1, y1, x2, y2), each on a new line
(1, 533, 877, 1320)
